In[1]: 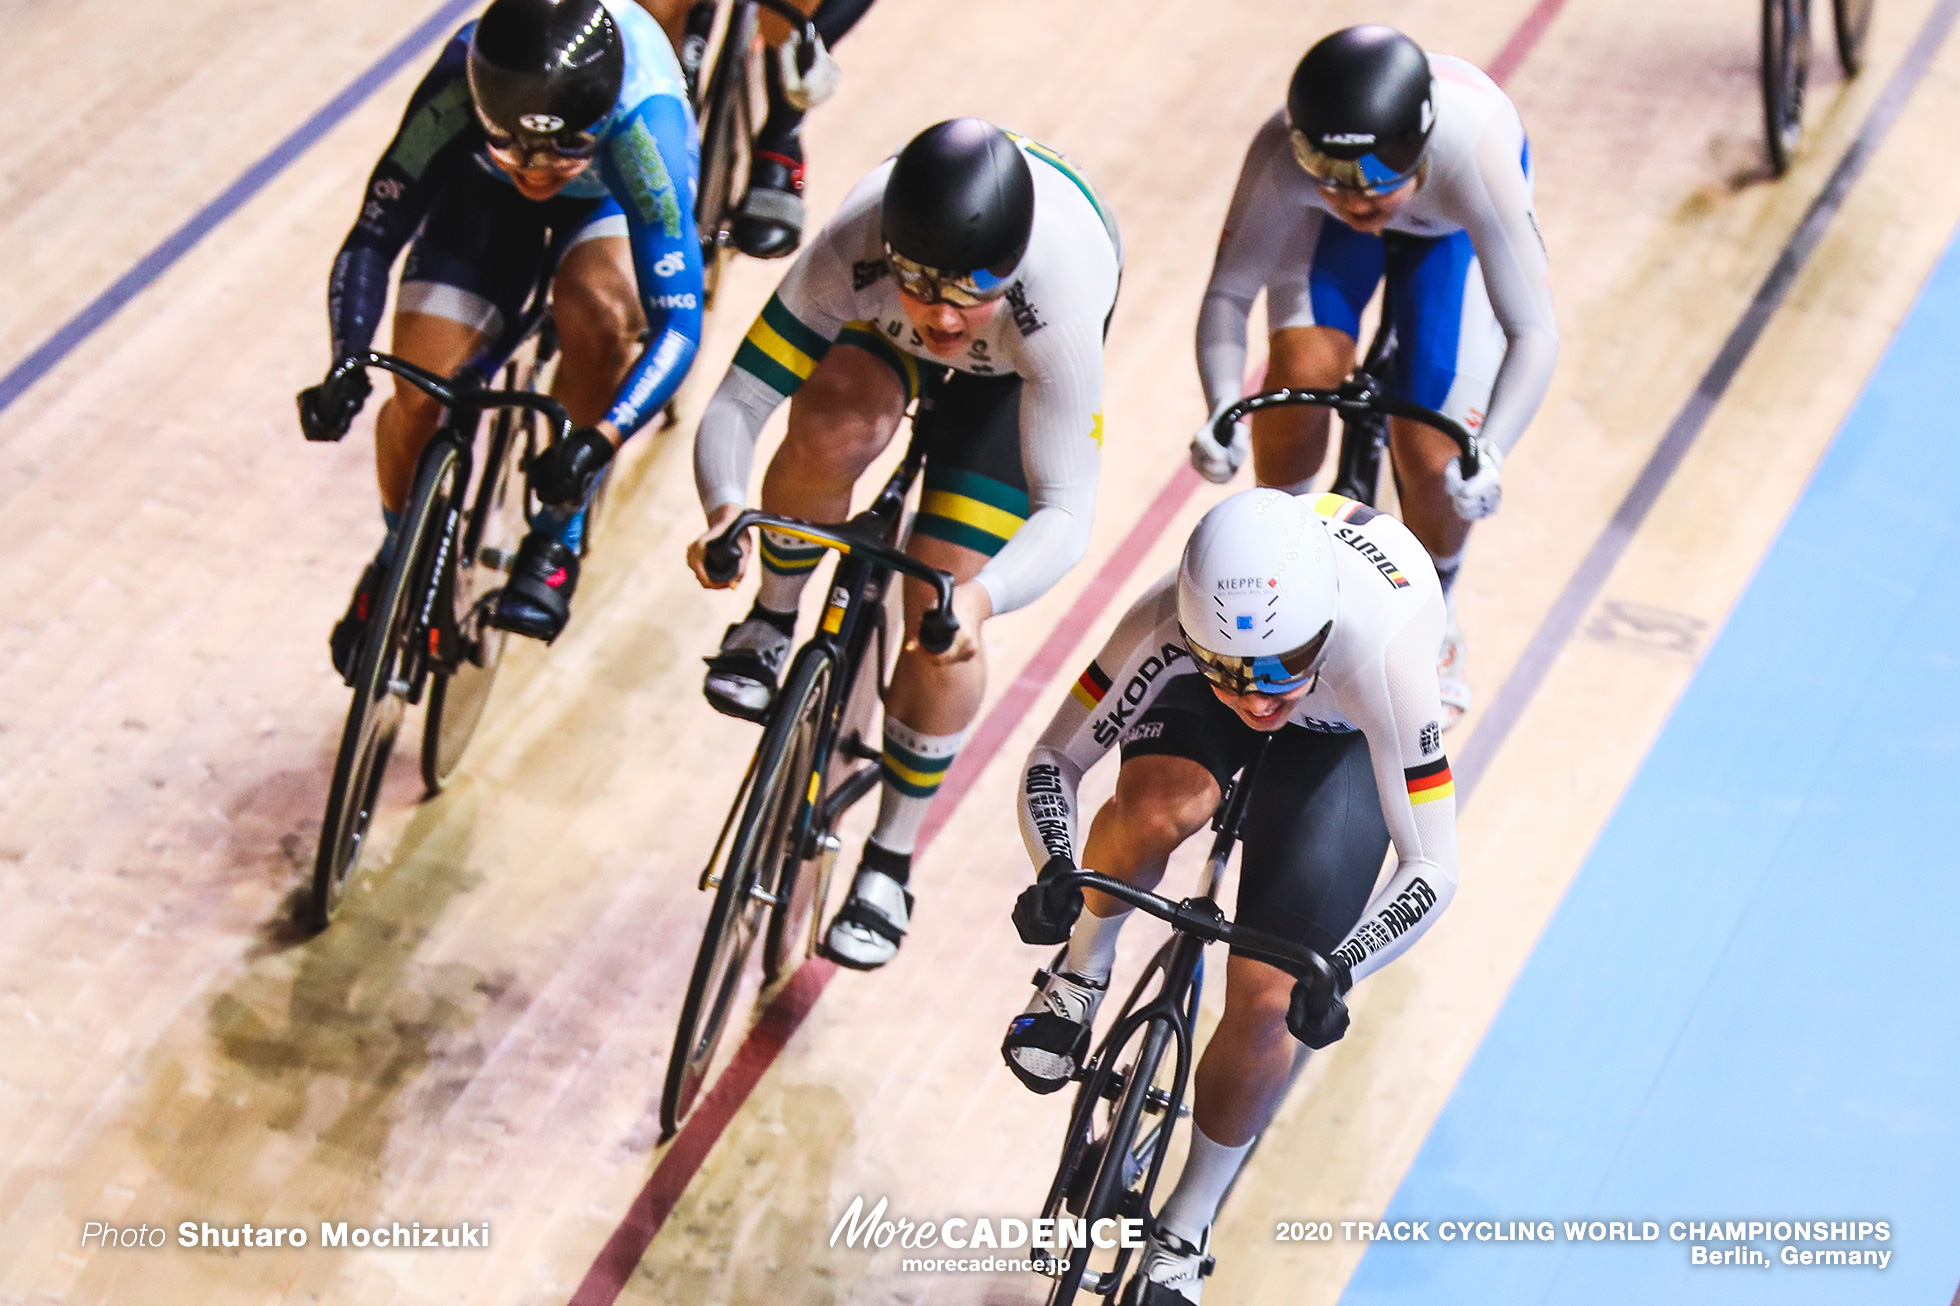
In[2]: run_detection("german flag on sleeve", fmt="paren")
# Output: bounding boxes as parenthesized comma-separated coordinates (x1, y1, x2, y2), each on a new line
(1404, 757, 1454, 806)
(1070, 661, 1112, 711)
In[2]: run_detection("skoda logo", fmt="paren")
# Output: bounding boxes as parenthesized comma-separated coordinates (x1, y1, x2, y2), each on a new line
(518, 113, 565, 134)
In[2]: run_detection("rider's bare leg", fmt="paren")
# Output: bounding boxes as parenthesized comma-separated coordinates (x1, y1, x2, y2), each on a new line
(551, 236, 645, 429)
(374, 312, 485, 513)
(1251, 324, 1353, 493)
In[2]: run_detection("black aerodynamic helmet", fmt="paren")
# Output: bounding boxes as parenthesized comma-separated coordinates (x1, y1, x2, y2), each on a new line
(468, 0, 624, 158)
(881, 119, 1036, 306)
(1286, 25, 1435, 194)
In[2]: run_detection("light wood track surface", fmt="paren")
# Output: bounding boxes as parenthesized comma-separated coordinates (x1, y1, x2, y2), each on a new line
(0, 0, 1952, 1303)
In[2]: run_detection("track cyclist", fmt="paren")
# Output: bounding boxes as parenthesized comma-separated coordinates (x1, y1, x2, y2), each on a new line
(687, 118, 1122, 970)
(1191, 24, 1557, 725)
(298, 0, 703, 673)
(1004, 488, 1461, 1303)
(636, 0, 877, 257)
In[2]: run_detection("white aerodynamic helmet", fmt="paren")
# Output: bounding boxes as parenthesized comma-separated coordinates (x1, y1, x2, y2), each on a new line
(1176, 488, 1339, 694)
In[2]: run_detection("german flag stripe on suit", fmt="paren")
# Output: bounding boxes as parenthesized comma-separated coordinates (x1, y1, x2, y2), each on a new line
(1404, 756, 1455, 806)
(1070, 660, 1112, 711)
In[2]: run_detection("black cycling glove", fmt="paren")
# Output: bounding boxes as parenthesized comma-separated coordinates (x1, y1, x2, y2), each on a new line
(1286, 954, 1353, 1049)
(1012, 855, 1083, 946)
(531, 427, 615, 508)
(297, 360, 371, 442)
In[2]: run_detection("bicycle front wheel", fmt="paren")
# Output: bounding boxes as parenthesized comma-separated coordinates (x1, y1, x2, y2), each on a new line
(1833, 0, 1873, 75)
(422, 404, 530, 792)
(313, 442, 462, 929)
(1762, 0, 1811, 175)
(661, 644, 833, 1136)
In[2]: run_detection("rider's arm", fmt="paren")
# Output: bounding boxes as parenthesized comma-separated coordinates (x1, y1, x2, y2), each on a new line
(597, 93, 706, 438)
(1017, 576, 1186, 866)
(691, 225, 856, 516)
(326, 37, 477, 360)
(978, 316, 1106, 614)
(1195, 113, 1295, 416)
(1330, 592, 1461, 985)
(1458, 112, 1558, 456)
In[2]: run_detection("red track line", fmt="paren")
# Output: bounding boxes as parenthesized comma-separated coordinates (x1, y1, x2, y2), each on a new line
(568, 8, 1567, 1296)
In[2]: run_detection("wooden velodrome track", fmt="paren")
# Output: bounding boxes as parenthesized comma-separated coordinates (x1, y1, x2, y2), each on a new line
(5, 0, 1959, 1300)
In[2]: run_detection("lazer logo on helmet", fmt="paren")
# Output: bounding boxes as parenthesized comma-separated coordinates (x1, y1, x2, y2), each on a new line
(519, 113, 566, 134)
(1090, 644, 1190, 746)
(1322, 132, 1376, 145)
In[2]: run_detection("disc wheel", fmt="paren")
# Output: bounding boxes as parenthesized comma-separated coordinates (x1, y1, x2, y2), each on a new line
(313, 443, 461, 929)
(1832, 0, 1873, 75)
(421, 406, 530, 792)
(662, 646, 832, 1135)
(1762, 0, 1811, 176)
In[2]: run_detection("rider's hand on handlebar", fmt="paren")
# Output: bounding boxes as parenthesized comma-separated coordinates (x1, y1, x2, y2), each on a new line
(1189, 403, 1248, 485)
(296, 360, 371, 442)
(1285, 953, 1353, 1049)
(905, 580, 991, 665)
(1443, 438, 1503, 520)
(1012, 855, 1084, 946)
(532, 425, 617, 508)
(687, 503, 749, 589)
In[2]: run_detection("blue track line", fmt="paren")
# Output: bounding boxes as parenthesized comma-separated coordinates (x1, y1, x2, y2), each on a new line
(0, 0, 478, 418)
(1339, 190, 1960, 1306)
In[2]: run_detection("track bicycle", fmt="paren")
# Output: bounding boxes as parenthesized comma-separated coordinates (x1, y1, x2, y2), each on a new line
(683, 0, 824, 307)
(658, 428, 959, 1137)
(1217, 360, 1483, 508)
(1762, 0, 1875, 175)
(303, 319, 573, 930)
(1024, 740, 1346, 1304)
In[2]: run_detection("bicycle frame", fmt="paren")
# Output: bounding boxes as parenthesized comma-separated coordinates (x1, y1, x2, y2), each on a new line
(698, 431, 959, 880)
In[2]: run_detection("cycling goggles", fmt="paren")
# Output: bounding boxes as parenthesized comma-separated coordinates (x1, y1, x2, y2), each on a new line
(1181, 619, 1332, 696)
(479, 111, 599, 172)
(1289, 129, 1422, 197)
(884, 248, 1014, 308)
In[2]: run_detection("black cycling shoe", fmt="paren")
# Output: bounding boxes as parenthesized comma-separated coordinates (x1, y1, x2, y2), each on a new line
(329, 561, 382, 686)
(731, 144, 805, 259)
(488, 531, 580, 643)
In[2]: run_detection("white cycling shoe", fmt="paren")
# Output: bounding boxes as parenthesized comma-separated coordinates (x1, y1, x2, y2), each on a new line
(1002, 962, 1107, 1094)
(821, 865, 913, 970)
(1438, 624, 1471, 730)
(703, 617, 791, 722)
(1127, 1225, 1214, 1305)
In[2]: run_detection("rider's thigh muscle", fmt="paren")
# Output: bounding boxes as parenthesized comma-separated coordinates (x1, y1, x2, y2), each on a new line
(1265, 325, 1354, 389)
(384, 311, 485, 427)
(1105, 753, 1220, 860)
(778, 343, 909, 479)
(553, 237, 646, 356)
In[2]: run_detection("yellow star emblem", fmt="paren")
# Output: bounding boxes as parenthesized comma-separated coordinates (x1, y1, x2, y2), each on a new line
(1088, 411, 1104, 448)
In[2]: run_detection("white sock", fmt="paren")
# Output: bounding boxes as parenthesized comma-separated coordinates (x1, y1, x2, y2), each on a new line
(1157, 1123, 1255, 1245)
(1064, 906, 1126, 983)
(869, 717, 964, 855)
(756, 527, 824, 613)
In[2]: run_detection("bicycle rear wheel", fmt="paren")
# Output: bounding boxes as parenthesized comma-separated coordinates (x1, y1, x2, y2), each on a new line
(313, 442, 462, 929)
(693, 3, 757, 309)
(662, 645, 833, 1135)
(421, 402, 532, 792)
(1762, 0, 1811, 175)
(1832, 0, 1873, 74)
